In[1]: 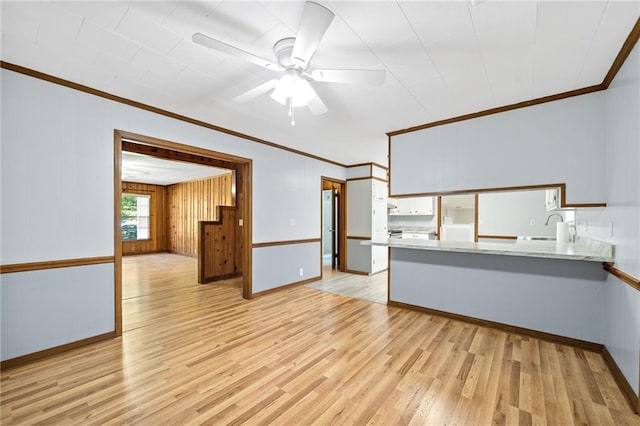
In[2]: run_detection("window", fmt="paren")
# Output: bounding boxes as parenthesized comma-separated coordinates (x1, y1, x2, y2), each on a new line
(121, 194, 150, 241)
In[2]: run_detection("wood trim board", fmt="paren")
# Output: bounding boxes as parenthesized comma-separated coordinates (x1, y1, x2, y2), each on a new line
(320, 177, 347, 275)
(386, 18, 640, 138)
(251, 275, 321, 297)
(477, 235, 518, 240)
(601, 345, 639, 414)
(252, 238, 322, 248)
(348, 162, 389, 171)
(0, 256, 115, 274)
(117, 132, 254, 304)
(122, 250, 169, 256)
(391, 183, 566, 198)
(436, 196, 442, 240)
(603, 263, 640, 292)
(388, 300, 603, 352)
(346, 236, 371, 240)
(0, 62, 346, 168)
(386, 84, 605, 136)
(114, 133, 123, 337)
(390, 183, 606, 209)
(344, 269, 369, 276)
(474, 193, 479, 242)
(602, 17, 640, 89)
(0, 332, 116, 370)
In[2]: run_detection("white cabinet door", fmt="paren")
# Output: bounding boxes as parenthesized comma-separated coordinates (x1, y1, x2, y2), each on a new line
(391, 197, 434, 215)
(413, 197, 434, 215)
(372, 245, 388, 273)
(395, 198, 414, 215)
(373, 199, 387, 234)
(373, 179, 387, 200)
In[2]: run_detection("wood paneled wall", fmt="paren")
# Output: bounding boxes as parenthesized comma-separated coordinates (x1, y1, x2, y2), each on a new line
(199, 206, 241, 283)
(122, 182, 167, 255)
(167, 173, 235, 257)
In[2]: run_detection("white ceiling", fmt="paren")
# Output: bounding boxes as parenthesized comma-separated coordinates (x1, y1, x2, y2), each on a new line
(122, 151, 231, 185)
(2, 1, 638, 166)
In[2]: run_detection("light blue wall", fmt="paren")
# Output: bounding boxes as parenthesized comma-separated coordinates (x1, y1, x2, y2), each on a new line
(603, 41, 640, 395)
(389, 34, 640, 396)
(1, 264, 115, 360)
(390, 91, 607, 204)
(0, 68, 345, 361)
(391, 249, 607, 342)
(252, 242, 321, 293)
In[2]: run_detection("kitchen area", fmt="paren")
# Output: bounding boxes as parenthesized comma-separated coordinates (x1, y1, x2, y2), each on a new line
(366, 184, 613, 344)
(387, 196, 438, 240)
(388, 187, 575, 244)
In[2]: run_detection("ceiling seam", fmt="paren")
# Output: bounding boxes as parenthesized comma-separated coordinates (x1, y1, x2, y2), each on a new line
(466, 2, 496, 107)
(531, 1, 540, 99)
(394, 1, 448, 115)
(326, 0, 430, 115)
(576, 2, 608, 84)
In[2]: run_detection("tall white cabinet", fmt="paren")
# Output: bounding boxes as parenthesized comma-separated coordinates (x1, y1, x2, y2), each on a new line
(346, 167, 388, 274)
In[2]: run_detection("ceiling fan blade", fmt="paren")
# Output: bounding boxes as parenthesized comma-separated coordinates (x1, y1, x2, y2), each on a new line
(233, 79, 279, 103)
(291, 2, 335, 68)
(192, 33, 279, 71)
(307, 94, 328, 116)
(310, 69, 386, 86)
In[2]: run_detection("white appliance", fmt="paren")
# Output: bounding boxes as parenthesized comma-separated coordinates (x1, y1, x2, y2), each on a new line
(440, 224, 474, 242)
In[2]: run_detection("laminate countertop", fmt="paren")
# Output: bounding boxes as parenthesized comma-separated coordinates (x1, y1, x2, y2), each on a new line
(362, 237, 614, 262)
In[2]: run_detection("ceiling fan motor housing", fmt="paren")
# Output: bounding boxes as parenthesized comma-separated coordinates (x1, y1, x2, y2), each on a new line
(273, 37, 299, 69)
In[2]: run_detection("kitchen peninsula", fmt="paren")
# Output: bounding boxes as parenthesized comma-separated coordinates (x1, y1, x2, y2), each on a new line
(363, 237, 614, 345)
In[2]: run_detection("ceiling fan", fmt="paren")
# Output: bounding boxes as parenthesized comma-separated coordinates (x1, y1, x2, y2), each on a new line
(192, 1, 386, 125)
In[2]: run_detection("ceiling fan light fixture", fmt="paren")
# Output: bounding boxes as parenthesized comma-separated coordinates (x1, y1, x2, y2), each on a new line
(270, 73, 295, 105)
(291, 78, 315, 107)
(270, 72, 316, 107)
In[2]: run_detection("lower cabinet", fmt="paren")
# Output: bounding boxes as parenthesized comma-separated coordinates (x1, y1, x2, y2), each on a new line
(346, 238, 388, 274)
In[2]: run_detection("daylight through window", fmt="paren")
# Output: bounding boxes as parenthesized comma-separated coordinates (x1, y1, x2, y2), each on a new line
(121, 194, 150, 241)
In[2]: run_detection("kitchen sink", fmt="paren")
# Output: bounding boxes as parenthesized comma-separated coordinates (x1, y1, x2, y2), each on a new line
(517, 236, 556, 241)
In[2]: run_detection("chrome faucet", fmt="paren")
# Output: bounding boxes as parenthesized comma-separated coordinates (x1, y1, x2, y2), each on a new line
(545, 213, 563, 225)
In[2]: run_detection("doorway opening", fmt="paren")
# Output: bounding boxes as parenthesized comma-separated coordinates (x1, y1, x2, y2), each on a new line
(114, 130, 253, 336)
(321, 177, 345, 276)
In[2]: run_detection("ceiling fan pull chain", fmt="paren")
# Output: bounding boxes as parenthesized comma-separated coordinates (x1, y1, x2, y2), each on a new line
(289, 97, 296, 126)
(291, 104, 296, 126)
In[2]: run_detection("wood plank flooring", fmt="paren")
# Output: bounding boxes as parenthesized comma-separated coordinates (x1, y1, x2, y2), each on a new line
(1, 253, 638, 425)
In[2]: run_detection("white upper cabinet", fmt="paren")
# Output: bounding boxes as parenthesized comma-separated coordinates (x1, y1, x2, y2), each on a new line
(390, 197, 434, 216)
(413, 197, 434, 215)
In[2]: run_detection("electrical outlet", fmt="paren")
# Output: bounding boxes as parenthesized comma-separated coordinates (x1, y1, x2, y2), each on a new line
(238, 219, 243, 226)
(289, 218, 296, 227)
(530, 219, 535, 226)
(299, 268, 304, 276)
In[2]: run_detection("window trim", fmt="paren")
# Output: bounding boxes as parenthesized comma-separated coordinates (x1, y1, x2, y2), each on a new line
(121, 193, 151, 242)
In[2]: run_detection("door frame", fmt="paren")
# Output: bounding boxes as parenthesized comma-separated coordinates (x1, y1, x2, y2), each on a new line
(320, 177, 346, 275)
(114, 130, 253, 336)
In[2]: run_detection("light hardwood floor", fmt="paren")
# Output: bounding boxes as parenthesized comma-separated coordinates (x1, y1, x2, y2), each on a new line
(1, 253, 638, 425)
(305, 262, 387, 304)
